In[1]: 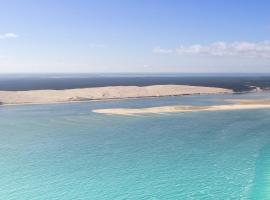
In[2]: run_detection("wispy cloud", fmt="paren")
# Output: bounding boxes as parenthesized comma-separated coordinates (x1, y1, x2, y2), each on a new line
(153, 41, 270, 58)
(143, 64, 150, 68)
(0, 33, 19, 39)
(153, 47, 173, 54)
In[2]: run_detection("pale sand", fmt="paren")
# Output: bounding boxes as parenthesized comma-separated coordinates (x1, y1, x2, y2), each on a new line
(92, 100, 270, 116)
(0, 85, 232, 105)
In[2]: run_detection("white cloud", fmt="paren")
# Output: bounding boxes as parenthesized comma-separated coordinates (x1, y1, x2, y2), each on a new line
(0, 33, 19, 39)
(153, 47, 173, 54)
(143, 64, 150, 68)
(154, 41, 270, 58)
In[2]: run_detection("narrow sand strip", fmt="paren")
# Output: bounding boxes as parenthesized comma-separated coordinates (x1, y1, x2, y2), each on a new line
(93, 100, 270, 116)
(0, 85, 232, 105)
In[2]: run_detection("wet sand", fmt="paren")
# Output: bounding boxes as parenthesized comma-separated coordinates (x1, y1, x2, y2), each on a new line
(93, 100, 270, 116)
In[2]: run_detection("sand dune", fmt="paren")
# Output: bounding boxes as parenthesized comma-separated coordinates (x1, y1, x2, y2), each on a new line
(0, 85, 232, 105)
(93, 100, 270, 116)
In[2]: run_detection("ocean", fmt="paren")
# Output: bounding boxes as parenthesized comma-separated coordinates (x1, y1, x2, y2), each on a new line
(1, 74, 270, 91)
(1, 92, 270, 199)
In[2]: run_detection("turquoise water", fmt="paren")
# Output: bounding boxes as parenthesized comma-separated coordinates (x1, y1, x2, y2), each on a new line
(1, 93, 270, 199)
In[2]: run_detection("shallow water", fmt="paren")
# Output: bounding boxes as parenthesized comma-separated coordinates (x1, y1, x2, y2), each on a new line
(1, 93, 270, 199)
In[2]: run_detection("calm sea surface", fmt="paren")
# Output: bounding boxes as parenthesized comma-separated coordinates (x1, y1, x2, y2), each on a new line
(1, 74, 270, 91)
(1, 92, 270, 199)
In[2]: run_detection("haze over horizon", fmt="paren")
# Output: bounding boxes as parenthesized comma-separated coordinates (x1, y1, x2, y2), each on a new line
(0, 0, 270, 73)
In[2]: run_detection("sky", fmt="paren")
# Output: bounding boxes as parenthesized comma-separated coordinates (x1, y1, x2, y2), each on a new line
(0, 0, 270, 73)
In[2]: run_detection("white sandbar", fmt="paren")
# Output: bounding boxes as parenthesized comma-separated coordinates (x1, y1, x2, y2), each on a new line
(93, 100, 270, 116)
(0, 85, 232, 105)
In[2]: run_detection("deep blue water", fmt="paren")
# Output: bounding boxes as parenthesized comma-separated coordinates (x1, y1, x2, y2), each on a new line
(1, 74, 270, 91)
(1, 93, 270, 199)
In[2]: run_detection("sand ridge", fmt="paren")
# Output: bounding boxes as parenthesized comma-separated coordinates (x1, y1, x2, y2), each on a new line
(0, 85, 232, 105)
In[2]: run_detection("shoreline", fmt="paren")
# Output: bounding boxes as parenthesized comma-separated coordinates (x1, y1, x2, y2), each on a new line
(0, 93, 234, 107)
(93, 100, 270, 116)
(0, 85, 232, 106)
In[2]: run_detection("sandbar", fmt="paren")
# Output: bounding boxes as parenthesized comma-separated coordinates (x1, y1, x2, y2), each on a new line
(0, 85, 232, 105)
(93, 100, 270, 116)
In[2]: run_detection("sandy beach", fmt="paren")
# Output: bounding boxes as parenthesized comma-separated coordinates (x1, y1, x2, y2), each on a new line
(93, 100, 270, 116)
(0, 85, 232, 105)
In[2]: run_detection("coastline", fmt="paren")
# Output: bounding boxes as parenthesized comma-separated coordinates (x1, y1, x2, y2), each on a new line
(0, 85, 232, 106)
(93, 100, 270, 116)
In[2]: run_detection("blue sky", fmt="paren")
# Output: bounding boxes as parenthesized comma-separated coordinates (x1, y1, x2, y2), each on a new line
(0, 0, 270, 73)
